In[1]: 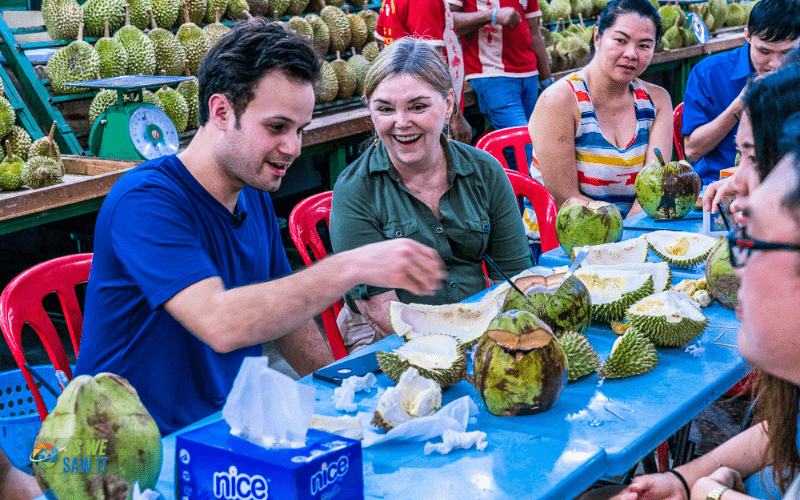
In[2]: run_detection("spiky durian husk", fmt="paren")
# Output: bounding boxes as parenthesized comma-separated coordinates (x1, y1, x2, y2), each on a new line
(347, 53, 370, 97)
(22, 156, 64, 189)
(348, 13, 368, 51)
(559, 331, 600, 382)
(357, 9, 378, 43)
(286, 0, 310, 15)
(3, 126, 33, 161)
(81, 0, 127, 37)
(226, 0, 250, 19)
(320, 6, 351, 54)
(149, 28, 186, 76)
(46, 41, 100, 95)
(646, 231, 717, 269)
(598, 327, 658, 379)
(176, 22, 210, 76)
(89, 89, 117, 125)
(152, 0, 180, 28)
(376, 340, 467, 389)
(202, 22, 230, 48)
(44, 0, 83, 40)
(590, 275, 655, 323)
(0, 162, 24, 190)
(29, 138, 62, 163)
(306, 14, 330, 57)
(626, 291, 708, 347)
(286, 16, 313, 39)
(177, 78, 198, 130)
(126, 0, 154, 30)
(95, 36, 129, 78)
(139, 89, 165, 111)
(649, 242, 713, 268)
(0, 97, 13, 140)
(114, 26, 157, 75)
(155, 87, 189, 133)
(204, 0, 228, 23)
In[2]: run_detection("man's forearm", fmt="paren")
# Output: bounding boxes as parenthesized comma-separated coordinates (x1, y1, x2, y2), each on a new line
(684, 99, 743, 162)
(451, 10, 492, 36)
(272, 319, 335, 376)
(529, 20, 551, 80)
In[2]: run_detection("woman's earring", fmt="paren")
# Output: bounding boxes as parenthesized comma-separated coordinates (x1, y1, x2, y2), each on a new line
(445, 123, 452, 142)
(373, 130, 380, 146)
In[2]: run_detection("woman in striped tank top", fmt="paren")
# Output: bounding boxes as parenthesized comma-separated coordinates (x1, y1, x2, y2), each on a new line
(527, 0, 673, 217)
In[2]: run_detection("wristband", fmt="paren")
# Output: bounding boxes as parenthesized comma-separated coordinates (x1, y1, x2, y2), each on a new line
(733, 111, 740, 121)
(492, 7, 497, 25)
(539, 77, 555, 90)
(667, 469, 691, 500)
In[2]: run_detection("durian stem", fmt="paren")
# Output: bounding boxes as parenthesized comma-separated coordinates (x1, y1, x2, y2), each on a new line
(47, 121, 56, 142)
(336, 50, 341, 60)
(344, 4, 350, 14)
(124, 4, 130, 26)
(184, 60, 191, 77)
(162, 84, 168, 92)
(578, 12, 584, 28)
(104, 18, 110, 38)
(654, 148, 666, 166)
(148, 8, 157, 30)
(4, 141, 12, 159)
(215, 7, 221, 24)
(184, 3, 191, 25)
(77, 22, 84, 42)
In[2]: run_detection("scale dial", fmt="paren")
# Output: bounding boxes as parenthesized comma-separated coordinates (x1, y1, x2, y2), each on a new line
(128, 106, 180, 159)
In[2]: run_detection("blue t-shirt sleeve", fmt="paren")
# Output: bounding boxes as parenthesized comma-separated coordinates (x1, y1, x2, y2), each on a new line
(682, 65, 716, 136)
(109, 186, 220, 310)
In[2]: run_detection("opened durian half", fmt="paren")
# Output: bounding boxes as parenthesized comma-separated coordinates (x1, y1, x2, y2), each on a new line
(625, 290, 708, 347)
(574, 236, 649, 266)
(645, 230, 717, 268)
(388, 299, 498, 348)
(372, 367, 442, 431)
(578, 262, 672, 292)
(574, 269, 655, 322)
(376, 334, 467, 388)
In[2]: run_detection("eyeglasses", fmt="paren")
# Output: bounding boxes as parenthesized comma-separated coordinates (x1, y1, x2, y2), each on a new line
(727, 226, 800, 268)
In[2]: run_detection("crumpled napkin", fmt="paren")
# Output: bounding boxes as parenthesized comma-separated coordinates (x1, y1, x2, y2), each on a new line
(424, 429, 488, 455)
(333, 373, 377, 412)
(222, 356, 316, 449)
(358, 395, 478, 448)
(132, 482, 165, 500)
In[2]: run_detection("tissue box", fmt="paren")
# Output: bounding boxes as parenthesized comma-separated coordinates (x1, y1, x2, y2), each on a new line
(175, 420, 363, 500)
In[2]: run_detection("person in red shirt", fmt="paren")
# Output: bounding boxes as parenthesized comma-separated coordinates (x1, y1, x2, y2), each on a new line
(375, 0, 473, 143)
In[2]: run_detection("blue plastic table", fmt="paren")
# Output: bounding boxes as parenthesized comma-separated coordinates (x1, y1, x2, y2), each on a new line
(623, 210, 705, 233)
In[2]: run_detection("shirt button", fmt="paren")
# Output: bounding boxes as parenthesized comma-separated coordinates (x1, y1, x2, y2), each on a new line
(436, 227, 444, 234)
(482, 223, 490, 231)
(449, 280, 457, 288)
(395, 230, 403, 237)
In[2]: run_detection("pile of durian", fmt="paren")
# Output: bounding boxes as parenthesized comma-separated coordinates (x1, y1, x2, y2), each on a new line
(0, 115, 64, 192)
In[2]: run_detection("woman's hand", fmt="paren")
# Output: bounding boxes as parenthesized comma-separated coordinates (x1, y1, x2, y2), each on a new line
(690, 469, 745, 500)
(702, 178, 736, 213)
(608, 472, 689, 500)
(626, 199, 644, 219)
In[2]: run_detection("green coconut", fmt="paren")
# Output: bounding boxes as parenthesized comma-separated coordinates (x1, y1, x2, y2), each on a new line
(705, 237, 740, 309)
(635, 148, 702, 220)
(555, 197, 624, 256)
(501, 272, 592, 337)
(470, 310, 568, 416)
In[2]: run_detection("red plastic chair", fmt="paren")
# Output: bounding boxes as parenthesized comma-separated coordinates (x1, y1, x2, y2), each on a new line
(673, 102, 686, 160)
(288, 191, 348, 360)
(0, 253, 92, 421)
(475, 126, 532, 175)
(505, 170, 559, 253)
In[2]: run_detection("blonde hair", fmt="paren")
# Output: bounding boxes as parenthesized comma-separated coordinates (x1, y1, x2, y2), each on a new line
(363, 37, 452, 102)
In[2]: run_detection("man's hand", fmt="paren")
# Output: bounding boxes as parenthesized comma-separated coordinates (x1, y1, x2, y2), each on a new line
(495, 7, 520, 28)
(450, 113, 473, 143)
(702, 178, 736, 213)
(610, 472, 689, 500)
(348, 239, 446, 296)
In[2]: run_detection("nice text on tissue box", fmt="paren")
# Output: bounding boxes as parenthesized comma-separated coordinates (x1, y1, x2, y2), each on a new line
(175, 420, 363, 500)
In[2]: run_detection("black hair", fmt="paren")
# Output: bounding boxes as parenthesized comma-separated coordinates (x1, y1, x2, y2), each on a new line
(197, 19, 321, 127)
(591, 0, 662, 53)
(747, 0, 800, 43)
(782, 46, 800, 68)
(780, 112, 800, 160)
(743, 63, 800, 180)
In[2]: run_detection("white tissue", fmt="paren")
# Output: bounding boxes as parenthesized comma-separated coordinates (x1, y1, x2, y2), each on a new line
(359, 395, 478, 448)
(424, 429, 488, 455)
(132, 482, 164, 500)
(222, 356, 316, 449)
(333, 373, 377, 412)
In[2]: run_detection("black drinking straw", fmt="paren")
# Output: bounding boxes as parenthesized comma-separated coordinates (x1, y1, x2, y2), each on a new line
(23, 363, 61, 398)
(717, 203, 732, 231)
(483, 255, 526, 296)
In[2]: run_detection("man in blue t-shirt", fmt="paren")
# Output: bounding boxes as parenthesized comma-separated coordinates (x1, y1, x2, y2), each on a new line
(75, 21, 446, 436)
(682, 0, 800, 185)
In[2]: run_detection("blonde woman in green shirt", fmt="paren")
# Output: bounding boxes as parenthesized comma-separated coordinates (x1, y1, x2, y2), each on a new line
(330, 37, 533, 352)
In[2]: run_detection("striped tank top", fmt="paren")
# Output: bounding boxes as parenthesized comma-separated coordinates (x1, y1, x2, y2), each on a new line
(531, 70, 656, 217)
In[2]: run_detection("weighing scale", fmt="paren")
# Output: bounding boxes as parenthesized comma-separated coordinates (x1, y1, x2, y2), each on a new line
(66, 75, 193, 161)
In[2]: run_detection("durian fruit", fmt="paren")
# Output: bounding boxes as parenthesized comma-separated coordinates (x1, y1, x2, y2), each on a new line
(286, 0, 310, 15)
(96, 19, 129, 78)
(156, 82, 189, 132)
(357, 8, 378, 43)
(29, 122, 62, 163)
(598, 327, 658, 379)
(559, 331, 600, 382)
(321, 5, 351, 54)
(243, 0, 268, 17)
(177, 4, 211, 75)
(147, 9, 186, 76)
(709, 0, 727, 30)
(125, 0, 153, 29)
(204, 0, 228, 23)
(626, 290, 708, 347)
(2, 126, 33, 162)
(540, 0, 553, 23)
(663, 24, 683, 50)
(313, 60, 338, 104)
(330, 51, 356, 100)
(388, 298, 500, 349)
(152, 0, 180, 28)
(270, 0, 289, 16)
(556, 36, 590, 69)
(658, 4, 678, 31)
(362, 40, 379, 63)
(681, 27, 697, 47)
(226, 0, 250, 19)
(376, 334, 467, 389)
(44, 0, 83, 40)
(286, 15, 313, 39)
(573, 269, 655, 322)
(574, 236, 649, 266)
(645, 230, 718, 268)
(138, 89, 165, 110)
(114, 8, 157, 75)
(371, 367, 442, 431)
(578, 262, 672, 293)
(0, 79, 4, 96)
(0, 97, 17, 143)
(0, 142, 25, 191)
(306, 14, 330, 56)
(550, 0, 571, 20)
(178, 0, 207, 25)
(21, 156, 63, 189)
(177, 61, 199, 130)
(82, 0, 127, 37)
(347, 50, 370, 97)
(46, 24, 101, 95)
(203, 8, 231, 47)
(726, 2, 746, 26)
(89, 89, 118, 125)
(346, 7, 367, 51)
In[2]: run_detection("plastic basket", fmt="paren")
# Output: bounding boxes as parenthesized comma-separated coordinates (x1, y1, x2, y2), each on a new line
(0, 366, 62, 472)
